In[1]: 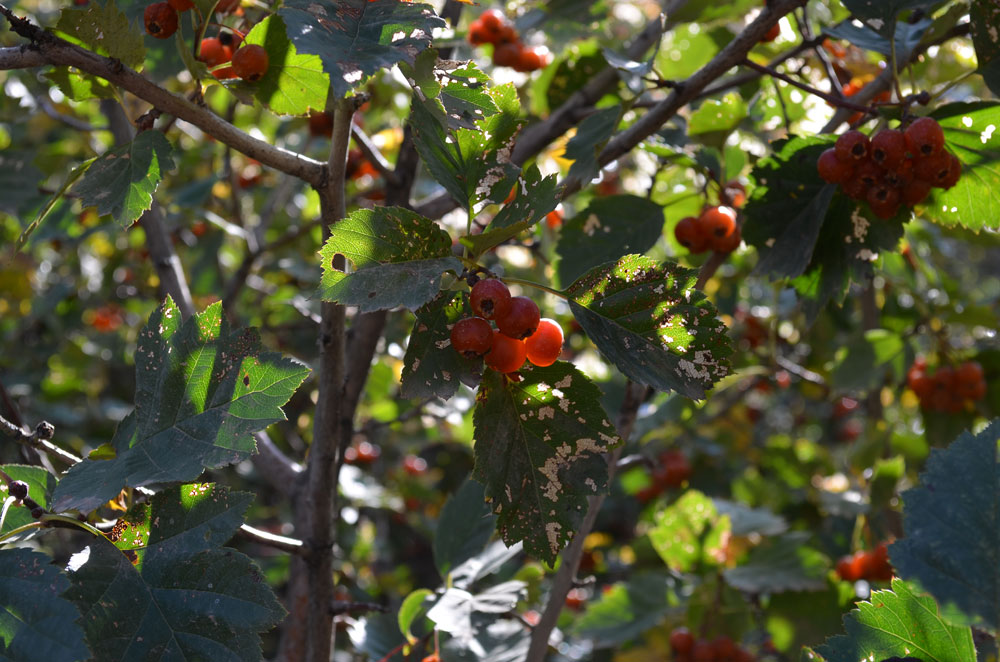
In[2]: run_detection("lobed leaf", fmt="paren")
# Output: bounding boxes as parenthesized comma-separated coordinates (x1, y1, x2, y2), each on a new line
(400, 292, 483, 400)
(241, 15, 329, 116)
(55, 0, 145, 70)
(648, 490, 730, 572)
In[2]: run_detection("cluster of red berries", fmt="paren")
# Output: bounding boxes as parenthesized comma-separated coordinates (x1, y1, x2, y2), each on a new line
(450, 278, 563, 374)
(835, 543, 893, 583)
(906, 357, 985, 413)
(636, 450, 692, 503)
(669, 629, 756, 662)
(467, 9, 549, 72)
(817, 117, 960, 219)
(673, 205, 741, 255)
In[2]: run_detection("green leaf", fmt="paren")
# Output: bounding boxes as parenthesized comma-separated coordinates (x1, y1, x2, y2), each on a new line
(241, 15, 329, 116)
(688, 93, 747, 137)
(841, 0, 938, 34)
(278, 0, 443, 99)
(0, 549, 89, 661)
(556, 195, 665, 285)
(0, 465, 55, 541)
(55, 0, 145, 69)
(52, 298, 310, 512)
(723, 532, 828, 593)
(472, 362, 622, 565)
(71, 131, 174, 227)
(571, 572, 673, 647)
(318, 207, 462, 312)
(564, 255, 732, 399)
(648, 490, 731, 572)
(0, 152, 44, 216)
(433, 477, 497, 577)
(810, 578, 976, 662)
(870, 455, 905, 509)
(463, 167, 559, 256)
(918, 101, 1000, 232)
(831, 329, 906, 391)
(398, 589, 433, 645)
(44, 67, 115, 101)
(104, 483, 252, 571)
(824, 18, 931, 59)
(713, 499, 788, 536)
(972, 1, 1000, 97)
(563, 104, 621, 183)
(890, 420, 1000, 633)
(400, 292, 483, 400)
(65, 538, 285, 661)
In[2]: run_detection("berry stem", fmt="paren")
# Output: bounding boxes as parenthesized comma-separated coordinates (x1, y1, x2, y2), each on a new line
(500, 276, 565, 299)
(0, 521, 43, 544)
(740, 58, 873, 116)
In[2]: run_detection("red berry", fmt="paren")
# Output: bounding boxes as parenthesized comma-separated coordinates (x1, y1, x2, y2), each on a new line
(470, 279, 512, 320)
(450, 317, 493, 358)
(904, 117, 945, 157)
(691, 641, 715, 662)
(513, 46, 548, 72)
(832, 396, 859, 418)
(215, 0, 240, 13)
(854, 160, 883, 189)
(144, 2, 178, 39)
(525, 318, 564, 367)
(711, 224, 741, 253)
(493, 42, 523, 68)
(309, 112, 334, 137)
(760, 22, 780, 42)
(674, 216, 710, 253)
(901, 178, 932, 207)
(817, 148, 852, 184)
(467, 21, 490, 45)
(485, 331, 527, 373)
(656, 450, 692, 487)
(866, 183, 901, 218)
(870, 129, 907, 170)
(711, 636, 737, 658)
(884, 158, 913, 188)
(938, 153, 961, 189)
(493, 24, 519, 46)
(841, 174, 868, 200)
(199, 37, 230, 67)
(670, 628, 695, 654)
(479, 9, 504, 30)
(496, 296, 540, 340)
(700, 206, 737, 240)
(232, 44, 269, 82)
(834, 130, 870, 163)
(722, 180, 747, 208)
(913, 150, 952, 184)
(836, 557, 859, 582)
(545, 207, 564, 229)
(956, 361, 986, 400)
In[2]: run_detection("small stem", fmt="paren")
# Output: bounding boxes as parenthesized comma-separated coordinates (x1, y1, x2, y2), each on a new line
(740, 58, 872, 115)
(0, 522, 43, 544)
(501, 276, 566, 299)
(40, 513, 105, 537)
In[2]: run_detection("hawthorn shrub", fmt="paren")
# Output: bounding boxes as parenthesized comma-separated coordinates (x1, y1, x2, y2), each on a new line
(0, 1, 998, 661)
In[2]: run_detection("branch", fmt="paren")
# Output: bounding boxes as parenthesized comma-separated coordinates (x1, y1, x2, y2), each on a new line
(0, 7, 326, 187)
(740, 57, 871, 114)
(350, 123, 399, 186)
(237, 523, 305, 554)
(525, 381, 648, 662)
(330, 600, 388, 616)
(251, 431, 304, 498)
(0, 413, 81, 465)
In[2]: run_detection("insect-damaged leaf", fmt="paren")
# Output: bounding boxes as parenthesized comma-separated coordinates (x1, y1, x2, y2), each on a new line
(564, 255, 732, 400)
(472, 362, 621, 565)
(279, 0, 443, 99)
(318, 207, 462, 312)
(52, 298, 310, 512)
(400, 292, 483, 401)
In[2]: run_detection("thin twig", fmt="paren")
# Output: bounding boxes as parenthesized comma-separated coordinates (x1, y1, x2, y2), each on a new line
(237, 523, 305, 554)
(351, 124, 399, 186)
(0, 413, 81, 465)
(740, 58, 871, 114)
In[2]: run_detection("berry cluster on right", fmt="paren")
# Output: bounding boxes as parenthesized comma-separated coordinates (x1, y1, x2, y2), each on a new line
(669, 629, 756, 662)
(674, 205, 741, 255)
(817, 117, 960, 219)
(835, 543, 893, 583)
(450, 278, 563, 374)
(906, 357, 985, 413)
(636, 449, 691, 503)
(467, 9, 549, 72)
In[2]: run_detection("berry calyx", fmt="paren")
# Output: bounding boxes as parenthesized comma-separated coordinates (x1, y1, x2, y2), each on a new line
(834, 130, 870, 163)
(711, 224, 742, 253)
(231, 44, 269, 82)
(144, 2, 178, 39)
(496, 296, 541, 340)
(525, 318, 563, 367)
(700, 205, 737, 239)
(450, 317, 493, 358)
(470, 278, 512, 320)
(674, 216, 710, 253)
(904, 117, 945, 157)
(817, 148, 853, 184)
(484, 331, 527, 373)
(913, 150, 951, 183)
(869, 128, 906, 170)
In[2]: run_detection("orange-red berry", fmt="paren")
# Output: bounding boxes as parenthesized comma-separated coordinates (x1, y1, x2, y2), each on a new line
(817, 148, 853, 184)
(470, 279, 512, 320)
(484, 331, 527, 373)
(525, 318, 563, 367)
(496, 296, 540, 340)
(450, 317, 493, 358)
(674, 216, 710, 253)
(232, 44, 269, 82)
(144, 2, 178, 39)
(834, 130, 870, 163)
(904, 117, 945, 157)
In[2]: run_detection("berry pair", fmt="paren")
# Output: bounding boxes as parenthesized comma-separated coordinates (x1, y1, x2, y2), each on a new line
(907, 358, 985, 413)
(466, 9, 549, 72)
(635, 449, 691, 503)
(669, 629, 756, 662)
(835, 543, 893, 582)
(674, 205, 741, 255)
(199, 39, 268, 82)
(818, 118, 960, 219)
(451, 278, 563, 373)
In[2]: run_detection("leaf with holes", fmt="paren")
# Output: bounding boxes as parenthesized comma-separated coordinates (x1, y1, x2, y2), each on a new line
(279, 0, 443, 99)
(56, 0, 145, 70)
(564, 255, 732, 399)
(240, 15, 329, 116)
(917, 101, 1000, 232)
(400, 292, 483, 400)
(648, 490, 731, 572)
(890, 420, 1000, 633)
(318, 207, 462, 312)
(807, 578, 975, 662)
(557, 196, 665, 286)
(52, 298, 309, 512)
(0, 549, 89, 661)
(405, 49, 499, 132)
(472, 362, 621, 565)
(65, 537, 284, 660)
(71, 131, 174, 228)
(462, 166, 559, 257)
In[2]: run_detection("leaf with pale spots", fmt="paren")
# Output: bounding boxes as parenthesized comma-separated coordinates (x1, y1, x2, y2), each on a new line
(462, 166, 559, 258)
(52, 298, 310, 512)
(563, 255, 732, 400)
(743, 136, 908, 322)
(805, 579, 975, 662)
(472, 362, 622, 565)
(401, 292, 483, 401)
(278, 0, 443, 100)
(55, 0, 145, 70)
(648, 490, 731, 572)
(318, 207, 462, 312)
